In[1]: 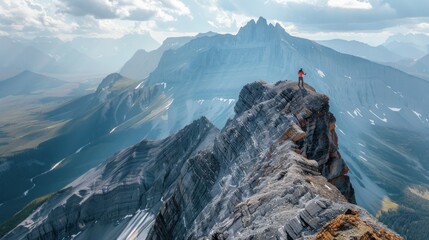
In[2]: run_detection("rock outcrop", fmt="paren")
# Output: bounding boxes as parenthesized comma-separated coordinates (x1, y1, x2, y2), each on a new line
(3, 81, 399, 240)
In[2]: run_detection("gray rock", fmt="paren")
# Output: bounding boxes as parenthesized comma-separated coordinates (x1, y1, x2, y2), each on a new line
(4, 81, 398, 240)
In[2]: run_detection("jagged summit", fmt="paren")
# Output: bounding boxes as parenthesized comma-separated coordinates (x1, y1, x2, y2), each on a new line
(3, 80, 400, 240)
(237, 17, 290, 43)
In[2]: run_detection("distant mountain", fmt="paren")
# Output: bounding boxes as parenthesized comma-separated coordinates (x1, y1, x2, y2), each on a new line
(1, 17, 429, 238)
(316, 39, 429, 80)
(0, 71, 64, 98)
(120, 32, 217, 80)
(382, 33, 429, 60)
(0, 34, 160, 76)
(385, 33, 429, 52)
(383, 41, 426, 60)
(318, 39, 403, 63)
(66, 33, 160, 73)
(416, 53, 429, 68)
(0, 37, 55, 75)
(383, 53, 429, 81)
(70, 33, 160, 58)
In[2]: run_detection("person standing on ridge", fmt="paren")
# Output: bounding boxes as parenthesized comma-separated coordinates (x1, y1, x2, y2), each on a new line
(298, 68, 306, 88)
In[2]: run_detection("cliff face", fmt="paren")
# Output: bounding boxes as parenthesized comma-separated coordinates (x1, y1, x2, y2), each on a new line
(4, 81, 399, 240)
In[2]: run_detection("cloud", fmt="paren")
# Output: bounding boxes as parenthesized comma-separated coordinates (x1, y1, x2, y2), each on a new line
(381, 0, 429, 18)
(0, 0, 76, 37)
(0, 0, 427, 45)
(195, 1, 250, 29)
(58, 0, 191, 22)
(327, 0, 372, 10)
(58, 0, 118, 19)
(212, 0, 429, 33)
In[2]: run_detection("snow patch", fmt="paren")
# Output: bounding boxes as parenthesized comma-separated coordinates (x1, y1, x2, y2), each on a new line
(161, 113, 168, 121)
(359, 156, 368, 162)
(358, 143, 366, 147)
(388, 107, 401, 112)
(316, 69, 325, 78)
(353, 108, 363, 117)
(156, 82, 167, 89)
(412, 110, 423, 120)
(164, 99, 174, 110)
(135, 81, 144, 89)
(75, 143, 90, 154)
(117, 209, 155, 240)
(183, 216, 187, 229)
(393, 91, 403, 97)
(213, 97, 235, 105)
(70, 231, 82, 239)
(347, 111, 355, 119)
(197, 99, 204, 105)
(369, 110, 387, 123)
(110, 127, 118, 134)
(387, 85, 391, 89)
(369, 119, 375, 125)
(337, 128, 346, 135)
(344, 75, 352, 79)
(375, 103, 379, 109)
(50, 158, 65, 171)
(324, 184, 332, 190)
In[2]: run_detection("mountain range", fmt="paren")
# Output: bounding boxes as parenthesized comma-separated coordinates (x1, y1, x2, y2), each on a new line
(317, 39, 403, 63)
(0, 17, 428, 239)
(0, 33, 159, 78)
(384, 33, 429, 58)
(120, 32, 217, 80)
(318, 36, 429, 81)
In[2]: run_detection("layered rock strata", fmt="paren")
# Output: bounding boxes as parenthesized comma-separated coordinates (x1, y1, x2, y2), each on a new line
(4, 81, 399, 240)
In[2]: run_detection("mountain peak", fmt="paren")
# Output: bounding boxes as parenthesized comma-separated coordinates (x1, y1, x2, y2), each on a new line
(13, 70, 61, 83)
(237, 17, 287, 42)
(96, 73, 136, 94)
(18, 70, 37, 77)
(256, 16, 268, 25)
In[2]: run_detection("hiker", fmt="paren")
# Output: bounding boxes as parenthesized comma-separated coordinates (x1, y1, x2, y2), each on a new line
(298, 68, 306, 88)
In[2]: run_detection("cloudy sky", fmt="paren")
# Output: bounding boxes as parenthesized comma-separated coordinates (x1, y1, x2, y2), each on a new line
(1, 0, 429, 45)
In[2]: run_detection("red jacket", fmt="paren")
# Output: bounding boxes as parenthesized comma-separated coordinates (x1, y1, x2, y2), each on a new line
(298, 70, 305, 78)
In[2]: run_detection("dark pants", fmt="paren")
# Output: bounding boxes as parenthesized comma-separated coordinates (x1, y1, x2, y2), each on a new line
(298, 77, 304, 87)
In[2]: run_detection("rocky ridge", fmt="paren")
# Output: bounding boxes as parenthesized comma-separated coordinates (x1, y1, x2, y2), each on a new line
(3, 81, 400, 240)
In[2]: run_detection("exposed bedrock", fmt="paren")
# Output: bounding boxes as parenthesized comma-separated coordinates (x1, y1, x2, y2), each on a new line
(5, 80, 399, 240)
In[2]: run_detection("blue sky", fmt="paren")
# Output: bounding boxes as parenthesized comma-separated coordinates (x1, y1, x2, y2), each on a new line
(1, 0, 429, 45)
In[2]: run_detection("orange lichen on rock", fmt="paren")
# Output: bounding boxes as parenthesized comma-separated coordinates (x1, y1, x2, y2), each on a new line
(282, 122, 306, 142)
(315, 209, 403, 240)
